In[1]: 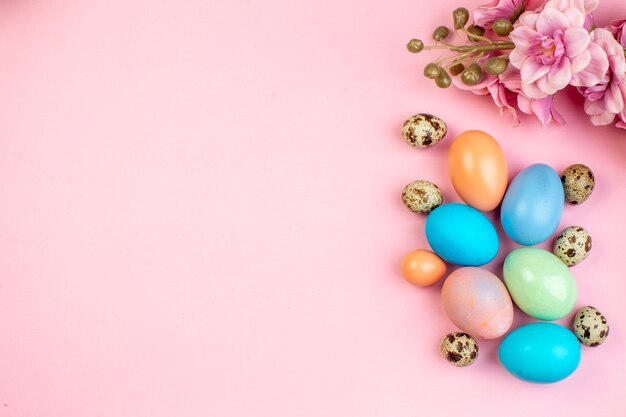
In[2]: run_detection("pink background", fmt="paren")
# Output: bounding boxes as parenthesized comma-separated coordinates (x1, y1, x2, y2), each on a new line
(0, 0, 625, 416)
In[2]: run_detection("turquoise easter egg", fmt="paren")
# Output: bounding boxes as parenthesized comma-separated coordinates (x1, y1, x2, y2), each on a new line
(500, 163, 564, 246)
(503, 248, 576, 320)
(499, 322, 581, 383)
(425, 203, 499, 266)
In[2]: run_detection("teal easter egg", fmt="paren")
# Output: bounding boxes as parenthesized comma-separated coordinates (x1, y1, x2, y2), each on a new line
(425, 203, 499, 266)
(500, 163, 564, 246)
(499, 322, 581, 383)
(503, 248, 576, 320)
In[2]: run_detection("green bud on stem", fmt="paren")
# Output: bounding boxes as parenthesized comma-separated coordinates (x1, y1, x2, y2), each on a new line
(492, 19, 513, 36)
(424, 63, 442, 79)
(449, 63, 465, 76)
(433, 26, 451, 41)
(435, 70, 452, 88)
(461, 63, 483, 85)
(407, 39, 425, 53)
(453, 8, 470, 30)
(485, 57, 509, 75)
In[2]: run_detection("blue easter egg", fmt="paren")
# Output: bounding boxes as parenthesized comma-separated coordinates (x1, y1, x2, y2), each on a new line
(500, 163, 564, 246)
(498, 322, 581, 383)
(425, 203, 499, 266)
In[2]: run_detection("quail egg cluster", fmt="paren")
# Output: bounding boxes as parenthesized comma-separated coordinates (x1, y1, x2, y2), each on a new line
(399, 114, 609, 382)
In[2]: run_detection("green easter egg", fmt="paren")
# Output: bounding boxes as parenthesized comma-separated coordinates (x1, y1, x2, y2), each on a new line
(503, 248, 577, 321)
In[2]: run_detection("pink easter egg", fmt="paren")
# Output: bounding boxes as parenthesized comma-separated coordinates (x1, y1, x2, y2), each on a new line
(441, 267, 514, 339)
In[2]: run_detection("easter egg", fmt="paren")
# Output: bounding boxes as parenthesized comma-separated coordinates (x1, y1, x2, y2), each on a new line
(402, 114, 447, 148)
(498, 322, 581, 383)
(573, 306, 610, 347)
(401, 180, 443, 214)
(503, 248, 576, 321)
(440, 332, 479, 366)
(553, 226, 592, 266)
(441, 267, 514, 339)
(500, 163, 564, 246)
(448, 130, 508, 212)
(425, 203, 499, 266)
(561, 164, 595, 205)
(401, 249, 446, 287)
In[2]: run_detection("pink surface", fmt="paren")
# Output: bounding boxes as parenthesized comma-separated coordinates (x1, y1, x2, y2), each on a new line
(0, 0, 625, 416)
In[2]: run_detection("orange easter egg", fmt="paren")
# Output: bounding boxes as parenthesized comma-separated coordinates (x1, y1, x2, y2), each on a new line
(448, 130, 508, 212)
(401, 249, 447, 287)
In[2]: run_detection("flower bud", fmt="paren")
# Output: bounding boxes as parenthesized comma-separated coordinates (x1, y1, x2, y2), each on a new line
(424, 63, 442, 79)
(433, 26, 451, 41)
(461, 63, 483, 86)
(467, 24, 485, 37)
(453, 8, 470, 30)
(492, 19, 513, 36)
(485, 57, 509, 75)
(436, 70, 452, 88)
(449, 63, 465, 76)
(407, 39, 425, 53)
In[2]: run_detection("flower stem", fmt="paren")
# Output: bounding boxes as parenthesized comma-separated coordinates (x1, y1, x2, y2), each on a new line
(462, 28, 493, 44)
(424, 42, 515, 53)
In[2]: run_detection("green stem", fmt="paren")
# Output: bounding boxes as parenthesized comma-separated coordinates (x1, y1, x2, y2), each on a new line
(462, 28, 493, 44)
(437, 50, 477, 65)
(424, 42, 515, 53)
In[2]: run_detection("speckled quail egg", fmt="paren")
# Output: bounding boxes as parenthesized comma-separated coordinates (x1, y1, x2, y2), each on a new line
(561, 164, 595, 205)
(440, 332, 478, 367)
(553, 226, 592, 266)
(402, 114, 447, 148)
(402, 180, 443, 214)
(573, 306, 609, 347)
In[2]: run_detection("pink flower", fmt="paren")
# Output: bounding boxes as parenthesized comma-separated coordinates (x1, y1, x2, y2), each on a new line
(500, 65, 566, 126)
(474, 0, 547, 28)
(453, 65, 520, 125)
(509, 0, 609, 99)
(606, 19, 626, 47)
(579, 28, 626, 127)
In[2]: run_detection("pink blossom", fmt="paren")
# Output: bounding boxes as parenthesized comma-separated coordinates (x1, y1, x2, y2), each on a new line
(509, 0, 608, 99)
(606, 19, 626, 47)
(474, 0, 547, 28)
(500, 65, 566, 126)
(579, 28, 626, 127)
(453, 66, 520, 125)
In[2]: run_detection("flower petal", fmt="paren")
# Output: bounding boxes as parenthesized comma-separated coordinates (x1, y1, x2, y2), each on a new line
(569, 41, 609, 86)
(562, 7, 585, 27)
(536, 74, 558, 95)
(564, 27, 590, 58)
(499, 66, 522, 92)
(530, 96, 553, 127)
(548, 58, 573, 90)
(584, 97, 605, 115)
(519, 11, 540, 28)
(509, 48, 528, 69)
(590, 112, 616, 125)
(521, 59, 551, 83)
(571, 50, 591, 73)
(536, 8, 570, 35)
(583, 0, 599, 13)
(510, 26, 541, 51)
(605, 81, 625, 114)
(522, 77, 550, 98)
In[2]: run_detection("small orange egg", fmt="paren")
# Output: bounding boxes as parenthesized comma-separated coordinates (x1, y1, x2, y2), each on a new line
(448, 130, 508, 212)
(401, 249, 447, 287)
